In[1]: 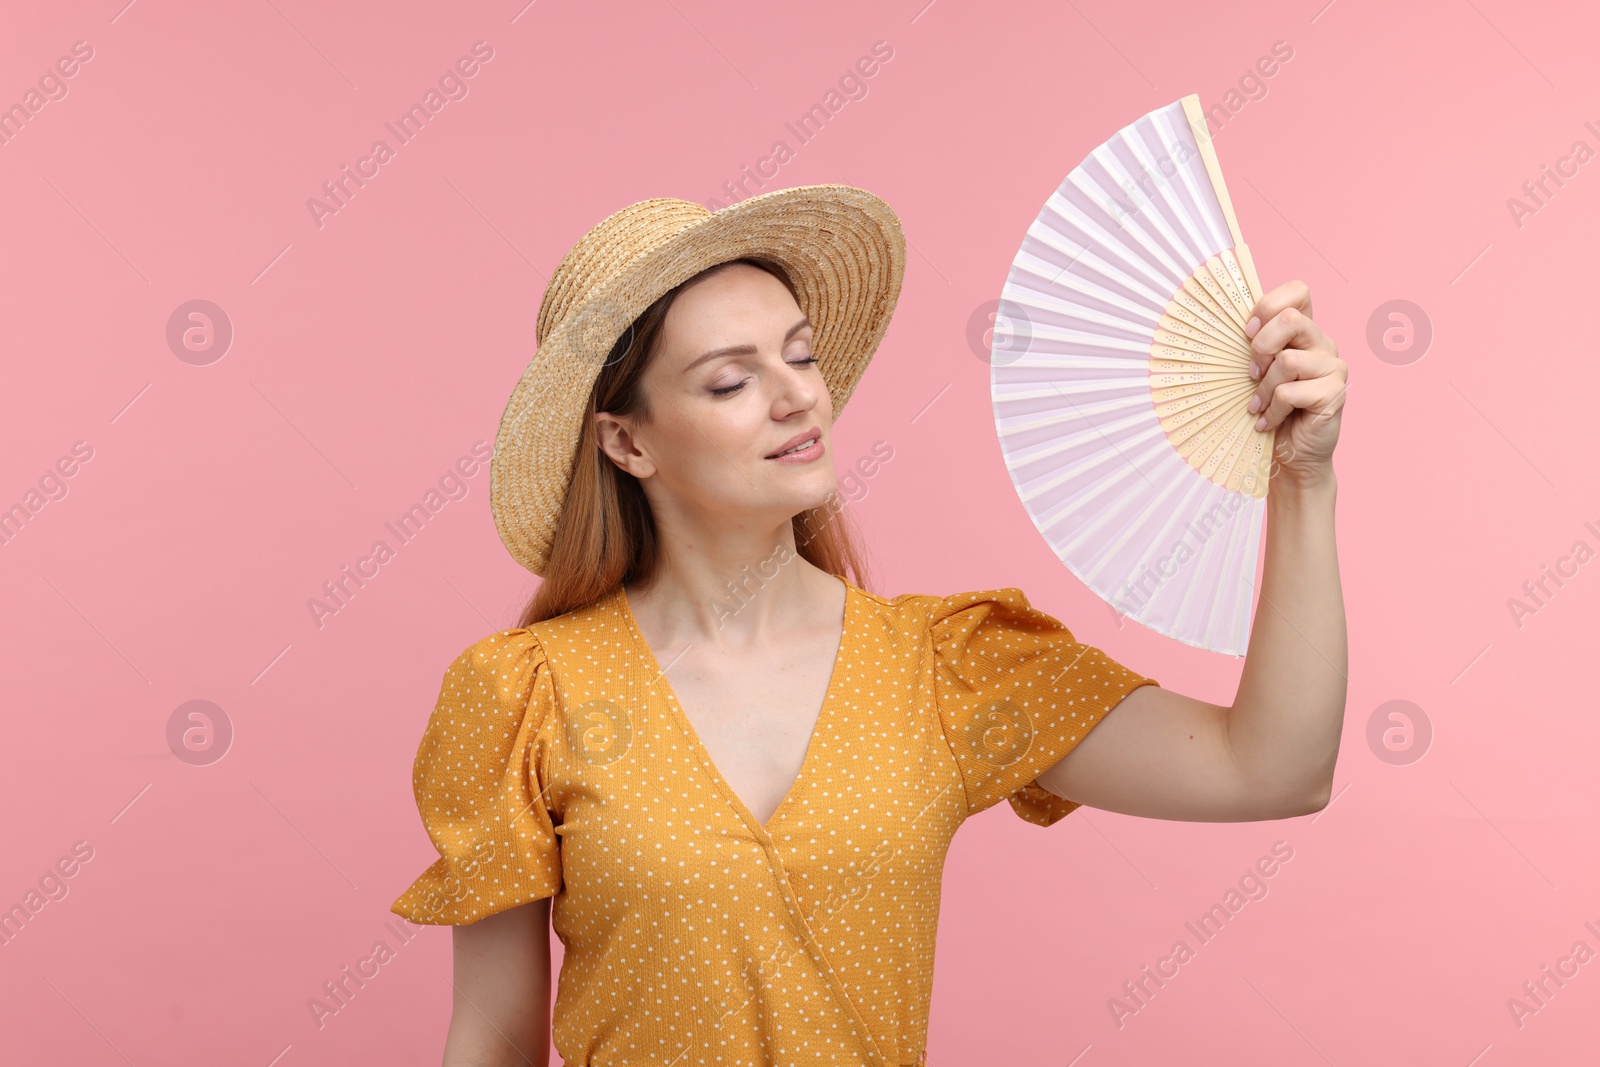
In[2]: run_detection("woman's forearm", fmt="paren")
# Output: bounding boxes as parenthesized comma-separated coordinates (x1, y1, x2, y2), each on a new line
(1226, 468, 1347, 811)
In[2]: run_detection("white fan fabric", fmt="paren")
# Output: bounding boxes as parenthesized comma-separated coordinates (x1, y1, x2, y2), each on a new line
(990, 99, 1263, 656)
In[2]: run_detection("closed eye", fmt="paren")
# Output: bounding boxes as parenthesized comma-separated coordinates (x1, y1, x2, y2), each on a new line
(709, 355, 819, 397)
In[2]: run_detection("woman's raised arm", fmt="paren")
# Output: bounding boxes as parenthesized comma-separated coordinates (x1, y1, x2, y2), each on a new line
(1036, 279, 1349, 822)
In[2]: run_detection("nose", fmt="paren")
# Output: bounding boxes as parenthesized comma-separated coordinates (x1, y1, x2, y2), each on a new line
(771, 355, 826, 418)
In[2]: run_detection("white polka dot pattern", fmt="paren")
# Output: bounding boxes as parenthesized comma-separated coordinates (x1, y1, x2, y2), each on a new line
(391, 580, 1159, 1066)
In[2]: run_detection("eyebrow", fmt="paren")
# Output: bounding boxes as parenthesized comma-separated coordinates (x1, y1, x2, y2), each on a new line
(681, 317, 812, 375)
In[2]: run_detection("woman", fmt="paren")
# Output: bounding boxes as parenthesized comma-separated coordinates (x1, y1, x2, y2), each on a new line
(391, 185, 1348, 1067)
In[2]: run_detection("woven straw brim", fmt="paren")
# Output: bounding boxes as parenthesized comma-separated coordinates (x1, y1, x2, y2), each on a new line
(490, 184, 907, 577)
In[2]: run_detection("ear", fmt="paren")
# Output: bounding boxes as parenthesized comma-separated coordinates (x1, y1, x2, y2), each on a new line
(594, 411, 655, 478)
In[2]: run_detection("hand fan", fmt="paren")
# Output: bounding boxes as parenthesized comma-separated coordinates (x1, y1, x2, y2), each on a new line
(988, 94, 1273, 656)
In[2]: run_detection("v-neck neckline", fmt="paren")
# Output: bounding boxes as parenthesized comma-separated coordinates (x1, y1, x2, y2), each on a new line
(615, 574, 855, 840)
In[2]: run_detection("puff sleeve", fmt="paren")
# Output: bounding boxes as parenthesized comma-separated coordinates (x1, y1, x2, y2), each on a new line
(931, 588, 1160, 826)
(390, 629, 563, 925)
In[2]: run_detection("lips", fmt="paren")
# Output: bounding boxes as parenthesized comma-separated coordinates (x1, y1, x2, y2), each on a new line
(766, 429, 821, 459)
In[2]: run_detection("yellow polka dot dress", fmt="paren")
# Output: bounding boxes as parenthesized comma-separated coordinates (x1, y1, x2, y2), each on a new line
(391, 579, 1159, 1066)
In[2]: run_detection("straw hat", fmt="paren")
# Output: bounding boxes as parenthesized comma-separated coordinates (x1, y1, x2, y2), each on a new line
(490, 183, 907, 577)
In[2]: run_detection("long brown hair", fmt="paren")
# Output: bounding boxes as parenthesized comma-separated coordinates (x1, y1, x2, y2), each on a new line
(515, 257, 874, 628)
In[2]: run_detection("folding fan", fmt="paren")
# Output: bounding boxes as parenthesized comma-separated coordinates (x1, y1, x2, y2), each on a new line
(988, 94, 1273, 656)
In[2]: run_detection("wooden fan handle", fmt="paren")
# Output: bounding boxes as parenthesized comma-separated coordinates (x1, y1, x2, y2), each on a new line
(1233, 242, 1264, 311)
(1180, 95, 1264, 304)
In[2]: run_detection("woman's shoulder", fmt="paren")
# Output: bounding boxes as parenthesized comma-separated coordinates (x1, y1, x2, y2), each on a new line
(450, 587, 623, 659)
(850, 581, 1038, 633)
(446, 626, 546, 676)
(441, 587, 632, 691)
(431, 627, 552, 728)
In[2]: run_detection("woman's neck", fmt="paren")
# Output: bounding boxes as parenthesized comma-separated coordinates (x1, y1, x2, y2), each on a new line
(624, 556, 842, 650)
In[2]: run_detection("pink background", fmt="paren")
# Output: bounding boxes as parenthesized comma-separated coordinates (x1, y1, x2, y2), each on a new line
(3, 0, 1596, 1063)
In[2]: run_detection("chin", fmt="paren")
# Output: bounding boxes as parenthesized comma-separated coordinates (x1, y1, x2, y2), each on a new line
(796, 473, 838, 511)
(764, 472, 838, 515)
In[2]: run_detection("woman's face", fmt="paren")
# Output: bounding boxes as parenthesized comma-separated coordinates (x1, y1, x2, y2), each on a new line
(596, 262, 839, 540)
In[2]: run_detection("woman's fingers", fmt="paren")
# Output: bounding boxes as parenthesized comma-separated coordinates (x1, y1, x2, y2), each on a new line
(1248, 305, 1335, 382)
(1251, 353, 1347, 432)
(1250, 345, 1333, 410)
(1246, 278, 1314, 335)
(1246, 280, 1320, 379)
